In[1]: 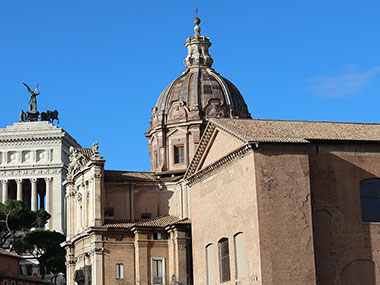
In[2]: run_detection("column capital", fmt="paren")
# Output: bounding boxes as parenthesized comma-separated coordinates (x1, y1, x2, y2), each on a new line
(1, 179, 8, 185)
(16, 178, 23, 185)
(30, 178, 38, 183)
(44, 177, 53, 182)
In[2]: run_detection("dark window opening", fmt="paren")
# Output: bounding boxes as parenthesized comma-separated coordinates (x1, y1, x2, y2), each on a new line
(26, 264, 33, 276)
(218, 238, 231, 282)
(174, 145, 185, 164)
(153, 232, 162, 240)
(104, 207, 114, 220)
(141, 213, 152, 220)
(360, 178, 380, 222)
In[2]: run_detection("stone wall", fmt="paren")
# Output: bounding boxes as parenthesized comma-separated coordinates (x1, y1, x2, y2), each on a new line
(309, 143, 380, 284)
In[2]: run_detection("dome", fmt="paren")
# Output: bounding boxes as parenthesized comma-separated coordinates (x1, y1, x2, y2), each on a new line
(155, 67, 250, 119)
(150, 18, 251, 129)
(146, 18, 252, 174)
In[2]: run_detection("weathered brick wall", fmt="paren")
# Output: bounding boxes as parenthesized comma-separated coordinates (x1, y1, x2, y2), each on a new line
(254, 144, 316, 285)
(309, 143, 380, 285)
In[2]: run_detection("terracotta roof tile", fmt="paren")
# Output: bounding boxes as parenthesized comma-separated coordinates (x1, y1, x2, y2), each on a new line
(134, 215, 182, 227)
(104, 170, 157, 182)
(211, 118, 380, 143)
(104, 215, 190, 229)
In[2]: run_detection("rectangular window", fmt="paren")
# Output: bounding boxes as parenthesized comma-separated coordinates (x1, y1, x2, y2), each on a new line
(116, 263, 124, 280)
(152, 258, 164, 284)
(153, 232, 162, 240)
(26, 265, 33, 276)
(360, 179, 380, 222)
(174, 145, 185, 164)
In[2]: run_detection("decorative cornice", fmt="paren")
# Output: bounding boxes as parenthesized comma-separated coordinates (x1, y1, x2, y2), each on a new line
(0, 137, 62, 148)
(185, 144, 254, 187)
(0, 167, 62, 178)
(185, 122, 216, 178)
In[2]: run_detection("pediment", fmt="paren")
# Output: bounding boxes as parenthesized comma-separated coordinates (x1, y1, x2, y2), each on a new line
(185, 121, 244, 178)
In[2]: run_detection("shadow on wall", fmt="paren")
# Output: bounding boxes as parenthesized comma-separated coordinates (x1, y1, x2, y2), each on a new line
(309, 152, 379, 285)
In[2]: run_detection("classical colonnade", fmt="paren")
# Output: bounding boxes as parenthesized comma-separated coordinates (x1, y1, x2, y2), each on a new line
(0, 177, 52, 214)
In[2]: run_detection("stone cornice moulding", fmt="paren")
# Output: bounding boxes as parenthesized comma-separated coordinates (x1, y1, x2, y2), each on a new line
(0, 138, 62, 148)
(185, 121, 216, 178)
(0, 167, 63, 178)
(185, 143, 254, 187)
(0, 163, 64, 171)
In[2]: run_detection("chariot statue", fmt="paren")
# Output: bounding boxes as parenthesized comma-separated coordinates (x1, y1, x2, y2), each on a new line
(20, 82, 60, 124)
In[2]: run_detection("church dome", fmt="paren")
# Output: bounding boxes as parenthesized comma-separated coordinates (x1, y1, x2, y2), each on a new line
(150, 18, 251, 129)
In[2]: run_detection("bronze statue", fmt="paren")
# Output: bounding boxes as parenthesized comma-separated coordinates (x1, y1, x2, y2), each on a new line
(41, 110, 59, 124)
(19, 110, 27, 122)
(20, 82, 60, 124)
(23, 82, 39, 113)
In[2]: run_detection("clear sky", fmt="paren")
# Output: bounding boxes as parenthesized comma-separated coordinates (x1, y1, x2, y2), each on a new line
(1, 1, 380, 171)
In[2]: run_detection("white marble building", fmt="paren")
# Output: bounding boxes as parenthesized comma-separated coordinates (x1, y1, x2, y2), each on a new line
(0, 121, 80, 232)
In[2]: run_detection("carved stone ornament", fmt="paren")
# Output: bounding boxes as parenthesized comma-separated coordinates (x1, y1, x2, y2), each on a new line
(67, 147, 86, 180)
(167, 101, 188, 123)
(91, 142, 99, 159)
(150, 107, 158, 128)
(204, 98, 226, 118)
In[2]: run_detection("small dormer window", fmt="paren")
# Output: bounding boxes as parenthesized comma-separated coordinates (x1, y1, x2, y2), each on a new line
(141, 213, 152, 220)
(174, 145, 185, 164)
(104, 208, 114, 220)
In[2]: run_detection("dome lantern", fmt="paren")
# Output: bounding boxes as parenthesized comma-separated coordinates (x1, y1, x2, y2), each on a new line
(184, 17, 213, 68)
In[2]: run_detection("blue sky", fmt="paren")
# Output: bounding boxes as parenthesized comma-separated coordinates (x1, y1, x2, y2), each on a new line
(1, 1, 380, 171)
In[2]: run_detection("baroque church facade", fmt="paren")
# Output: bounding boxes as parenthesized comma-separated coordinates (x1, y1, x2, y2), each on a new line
(62, 17, 380, 285)
(3, 17, 380, 285)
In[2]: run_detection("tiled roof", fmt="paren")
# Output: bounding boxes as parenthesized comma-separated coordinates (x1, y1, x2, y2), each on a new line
(210, 118, 380, 143)
(134, 215, 184, 227)
(104, 221, 135, 229)
(104, 170, 157, 182)
(105, 215, 190, 229)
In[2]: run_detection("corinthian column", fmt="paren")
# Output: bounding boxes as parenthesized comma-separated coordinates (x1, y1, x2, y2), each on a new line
(16, 179, 23, 201)
(31, 178, 38, 211)
(45, 178, 52, 227)
(1, 180, 8, 203)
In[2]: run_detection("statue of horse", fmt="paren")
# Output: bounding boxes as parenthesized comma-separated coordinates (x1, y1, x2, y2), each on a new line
(19, 110, 27, 122)
(40, 110, 59, 124)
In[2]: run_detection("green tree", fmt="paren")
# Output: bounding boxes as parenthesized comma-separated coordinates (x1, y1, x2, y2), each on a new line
(0, 200, 50, 249)
(15, 229, 66, 284)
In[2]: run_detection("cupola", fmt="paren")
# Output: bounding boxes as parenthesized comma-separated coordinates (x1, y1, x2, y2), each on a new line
(146, 17, 251, 174)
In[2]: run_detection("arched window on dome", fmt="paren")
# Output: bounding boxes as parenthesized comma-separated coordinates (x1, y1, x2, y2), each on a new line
(360, 178, 380, 222)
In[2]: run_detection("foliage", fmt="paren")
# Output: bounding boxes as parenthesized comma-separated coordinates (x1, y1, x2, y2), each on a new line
(0, 200, 50, 249)
(15, 229, 66, 283)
